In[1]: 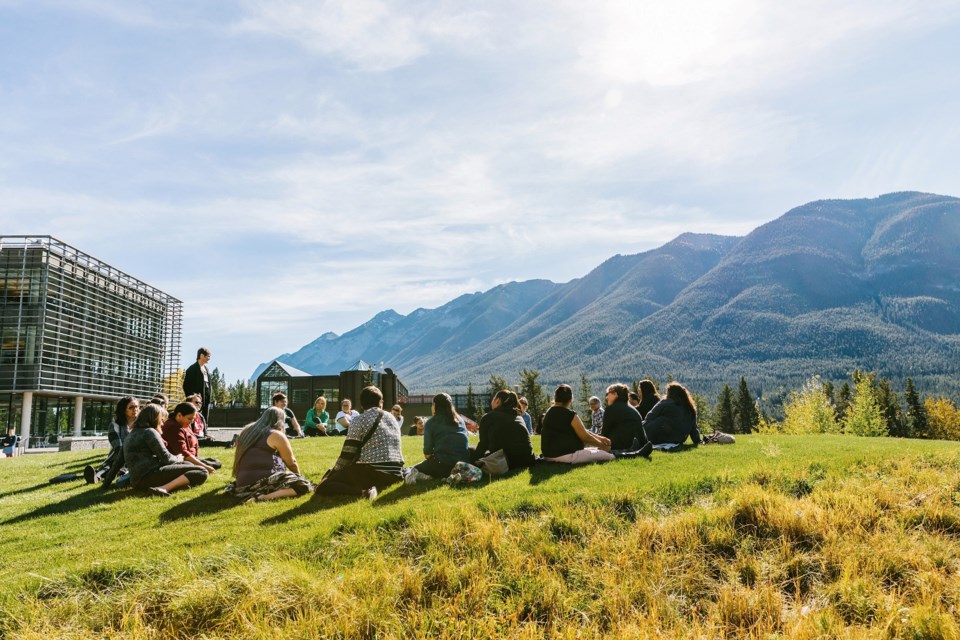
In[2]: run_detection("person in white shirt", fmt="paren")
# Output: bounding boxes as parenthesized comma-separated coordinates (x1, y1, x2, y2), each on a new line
(333, 399, 359, 436)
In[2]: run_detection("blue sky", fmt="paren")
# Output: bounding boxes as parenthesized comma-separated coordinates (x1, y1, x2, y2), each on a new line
(2, 0, 959, 384)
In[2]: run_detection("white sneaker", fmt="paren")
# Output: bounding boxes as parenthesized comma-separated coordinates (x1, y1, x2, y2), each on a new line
(404, 469, 419, 485)
(364, 486, 378, 500)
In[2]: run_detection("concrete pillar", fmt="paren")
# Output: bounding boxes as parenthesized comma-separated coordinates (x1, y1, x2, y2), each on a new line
(20, 391, 33, 446)
(73, 396, 84, 436)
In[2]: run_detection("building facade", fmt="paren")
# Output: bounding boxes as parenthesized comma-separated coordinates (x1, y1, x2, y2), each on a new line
(0, 236, 182, 447)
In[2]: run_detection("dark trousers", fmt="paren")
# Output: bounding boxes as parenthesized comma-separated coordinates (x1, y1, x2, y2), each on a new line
(315, 464, 401, 497)
(135, 464, 208, 490)
(414, 457, 456, 479)
(199, 457, 222, 469)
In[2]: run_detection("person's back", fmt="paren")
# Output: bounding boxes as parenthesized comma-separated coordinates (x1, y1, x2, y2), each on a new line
(235, 430, 283, 487)
(124, 428, 176, 485)
(477, 409, 534, 469)
(540, 405, 583, 458)
(643, 397, 700, 445)
(601, 400, 644, 449)
(423, 414, 469, 465)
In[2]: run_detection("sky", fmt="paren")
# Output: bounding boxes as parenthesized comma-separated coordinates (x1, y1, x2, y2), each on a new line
(1, 0, 959, 384)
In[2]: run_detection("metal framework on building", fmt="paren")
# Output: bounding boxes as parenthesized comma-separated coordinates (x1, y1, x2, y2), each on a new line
(0, 235, 182, 404)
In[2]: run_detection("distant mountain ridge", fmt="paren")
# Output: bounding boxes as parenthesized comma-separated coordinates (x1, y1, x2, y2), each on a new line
(254, 192, 960, 396)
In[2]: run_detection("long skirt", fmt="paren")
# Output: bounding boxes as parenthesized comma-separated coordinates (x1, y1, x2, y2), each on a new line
(225, 471, 314, 500)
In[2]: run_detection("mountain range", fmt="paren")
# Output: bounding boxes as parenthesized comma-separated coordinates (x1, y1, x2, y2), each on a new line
(254, 192, 960, 398)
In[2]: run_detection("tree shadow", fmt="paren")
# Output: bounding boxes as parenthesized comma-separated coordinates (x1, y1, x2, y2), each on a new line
(158, 486, 242, 523)
(60, 454, 107, 472)
(2, 486, 136, 525)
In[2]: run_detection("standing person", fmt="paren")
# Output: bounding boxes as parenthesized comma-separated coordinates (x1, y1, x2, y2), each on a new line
(161, 402, 221, 473)
(304, 396, 329, 437)
(226, 407, 314, 502)
(272, 392, 303, 438)
(333, 399, 359, 436)
(541, 384, 614, 465)
(519, 397, 534, 435)
(123, 404, 208, 497)
(315, 386, 404, 499)
(390, 404, 405, 431)
(588, 396, 604, 434)
(601, 383, 653, 456)
(182, 347, 212, 422)
(1, 427, 20, 457)
(471, 390, 535, 471)
(406, 393, 470, 483)
(637, 379, 661, 420)
(643, 382, 702, 447)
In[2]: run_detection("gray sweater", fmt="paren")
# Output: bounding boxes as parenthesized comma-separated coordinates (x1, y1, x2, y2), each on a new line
(123, 428, 181, 485)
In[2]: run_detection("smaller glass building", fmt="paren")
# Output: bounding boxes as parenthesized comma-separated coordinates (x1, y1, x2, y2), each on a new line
(0, 236, 182, 447)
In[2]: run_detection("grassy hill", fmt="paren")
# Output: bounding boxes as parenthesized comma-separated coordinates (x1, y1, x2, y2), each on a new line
(2, 435, 960, 638)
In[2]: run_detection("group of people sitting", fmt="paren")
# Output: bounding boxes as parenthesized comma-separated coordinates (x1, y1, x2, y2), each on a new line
(85, 378, 702, 502)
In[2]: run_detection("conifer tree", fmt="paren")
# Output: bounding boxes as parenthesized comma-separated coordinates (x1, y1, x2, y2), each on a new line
(486, 374, 508, 402)
(715, 384, 735, 434)
(844, 373, 886, 436)
(578, 373, 593, 424)
(904, 378, 927, 439)
(465, 383, 478, 420)
(835, 381, 852, 424)
(876, 377, 905, 437)
(518, 368, 549, 424)
(734, 376, 760, 434)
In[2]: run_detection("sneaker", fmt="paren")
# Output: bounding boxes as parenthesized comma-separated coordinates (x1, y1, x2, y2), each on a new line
(83, 465, 96, 484)
(704, 431, 736, 445)
(404, 469, 419, 486)
(363, 486, 378, 500)
(146, 487, 172, 497)
(638, 442, 654, 458)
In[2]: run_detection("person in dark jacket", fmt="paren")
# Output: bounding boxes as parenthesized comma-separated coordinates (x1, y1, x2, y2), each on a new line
(642, 382, 702, 446)
(471, 390, 535, 471)
(182, 347, 212, 422)
(637, 379, 660, 420)
(123, 404, 208, 497)
(601, 383, 650, 452)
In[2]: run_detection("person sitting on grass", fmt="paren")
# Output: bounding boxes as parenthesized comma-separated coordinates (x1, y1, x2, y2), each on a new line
(601, 383, 653, 458)
(225, 407, 314, 502)
(408, 416, 424, 436)
(406, 393, 470, 483)
(84, 395, 138, 484)
(185, 393, 208, 439)
(304, 396, 329, 437)
(123, 404, 208, 497)
(332, 399, 358, 436)
(315, 385, 404, 500)
(161, 402, 221, 473)
(471, 390, 535, 471)
(637, 379, 660, 420)
(642, 382, 702, 448)
(100, 396, 140, 489)
(541, 384, 615, 465)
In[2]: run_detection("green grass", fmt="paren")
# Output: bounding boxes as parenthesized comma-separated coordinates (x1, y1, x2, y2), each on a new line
(2, 434, 960, 638)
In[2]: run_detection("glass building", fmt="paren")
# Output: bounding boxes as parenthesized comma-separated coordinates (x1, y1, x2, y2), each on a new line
(0, 236, 182, 447)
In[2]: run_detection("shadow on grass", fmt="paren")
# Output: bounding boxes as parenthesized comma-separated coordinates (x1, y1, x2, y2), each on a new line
(0, 481, 56, 500)
(60, 455, 107, 472)
(259, 493, 358, 526)
(158, 486, 241, 523)
(371, 479, 445, 507)
(2, 486, 136, 524)
(528, 461, 577, 486)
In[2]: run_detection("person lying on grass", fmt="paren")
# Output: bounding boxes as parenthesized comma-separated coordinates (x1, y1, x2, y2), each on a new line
(315, 385, 404, 500)
(405, 392, 470, 484)
(161, 402, 221, 474)
(471, 389, 535, 471)
(540, 384, 615, 465)
(225, 407, 313, 503)
(123, 404, 208, 497)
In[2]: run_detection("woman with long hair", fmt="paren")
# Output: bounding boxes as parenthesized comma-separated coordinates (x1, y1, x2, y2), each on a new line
(89, 396, 139, 486)
(226, 407, 314, 502)
(637, 379, 660, 419)
(407, 393, 470, 482)
(123, 404, 208, 497)
(642, 381, 702, 446)
(471, 389, 535, 471)
(541, 384, 614, 464)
